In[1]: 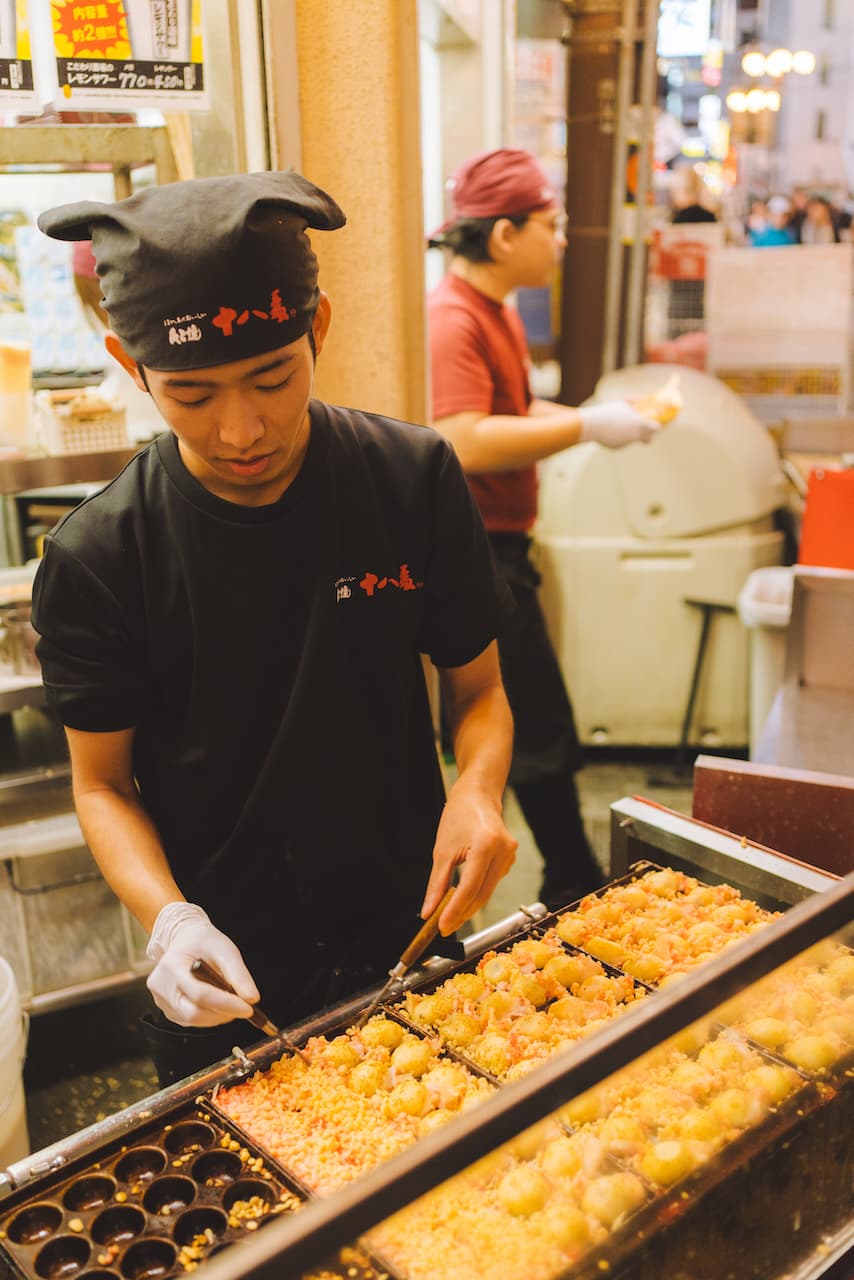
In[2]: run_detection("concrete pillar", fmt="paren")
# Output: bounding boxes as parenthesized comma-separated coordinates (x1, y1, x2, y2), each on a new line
(265, 0, 427, 426)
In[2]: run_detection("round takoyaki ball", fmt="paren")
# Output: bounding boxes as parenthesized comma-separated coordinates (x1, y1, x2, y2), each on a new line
(621, 954, 667, 984)
(480, 954, 519, 987)
(438, 1012, 482, 1049)
(639, 1139, 700, 1186)
(390, 1036, 434, 1076)
(584, 936, 623, 967)
(542, 952, 599, 989)
(496, 1166, 550, 1216)
(513, 1012, 552, 1041)
(597, 1115, 647, 1158)
(504, 1120, 561, 1163)
(384, 1078, 429, 1118)
(479, 989, 519, 1022)
(560, 1089, 605, 1128)
(783, 1033, 843, 1073)
(360, 1018, 405, 1050)
(411, 991, 454, 1026)
(643, 868, 683, 897)
(709, 1088, 756, 1130)
(511, 939, 556, 970)
(742, 1018, 788, 1049)
(697, 1037, 752, 1072)
(470, 1034, 511, 1077)
(743, 1063, 799, 1106)
(540, 1135, 586, 1181)
(581, 1172, 647, 1228)
(555, 915, 587, 947)
(539, 1204, 592, 1251)
(548, 996, 587, 1025)
(321, 1036, 361, 1069)
(510, 971, 550, 1007)
(451, 972, 487, 1001)
(827, 952, 854, 993)
(822, 1010, 854, 1048)
(421, 1062, 470, 1111)
(349, 1059, 388, 1096)
(610, 884, 649, 911)
(419, 1108, 452, 1135)
(677, 1108, 724, 1143)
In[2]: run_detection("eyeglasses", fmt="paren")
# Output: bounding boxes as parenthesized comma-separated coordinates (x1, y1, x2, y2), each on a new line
(529, 211, 568, 237)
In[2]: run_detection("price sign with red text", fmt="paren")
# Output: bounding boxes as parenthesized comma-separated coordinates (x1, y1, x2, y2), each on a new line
(47, 0, 207, 108)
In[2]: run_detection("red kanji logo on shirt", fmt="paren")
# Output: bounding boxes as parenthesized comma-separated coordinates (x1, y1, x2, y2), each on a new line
(359, 564, 424, 598)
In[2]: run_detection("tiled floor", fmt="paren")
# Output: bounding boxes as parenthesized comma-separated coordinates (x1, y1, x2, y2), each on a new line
(18, 751, 695, 1157)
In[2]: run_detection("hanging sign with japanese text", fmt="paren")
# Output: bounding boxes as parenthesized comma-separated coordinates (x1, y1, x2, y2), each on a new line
(0, 1, 38, 105)
(48, 0, 207, 109)
(657, 0, 712, 59)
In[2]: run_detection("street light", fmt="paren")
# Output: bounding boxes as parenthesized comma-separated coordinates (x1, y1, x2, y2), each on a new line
(726, 89, 748, 114)
(765, 48, 794, 78)
(740, 45, 816, 81)
(792, 50, 817, 76)
(746, 88, 767, 114)
(742, 50, 767, 77)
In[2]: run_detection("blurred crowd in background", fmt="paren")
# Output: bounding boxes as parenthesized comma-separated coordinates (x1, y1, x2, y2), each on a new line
(667, 161, 854, 247)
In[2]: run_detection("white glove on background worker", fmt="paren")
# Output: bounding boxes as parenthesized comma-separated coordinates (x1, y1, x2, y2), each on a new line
(577, 400, 660, 449)
(146, 902, 260, 1028)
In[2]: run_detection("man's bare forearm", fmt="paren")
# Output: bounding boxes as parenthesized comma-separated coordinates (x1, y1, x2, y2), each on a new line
(73, 783, 184, 933)
(433, 403, 584, 473)
(445, 680, 513, 801)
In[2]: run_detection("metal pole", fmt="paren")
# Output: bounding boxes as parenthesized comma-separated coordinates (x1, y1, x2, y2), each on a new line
(602, 0, 639, 375)
(624, 0, 659, 366)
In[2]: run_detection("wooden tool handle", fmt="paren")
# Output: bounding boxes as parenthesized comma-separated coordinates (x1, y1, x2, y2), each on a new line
(399, 885, 457, 970)
(190, 958, 267, 1034)
(191, 958, 233, 993)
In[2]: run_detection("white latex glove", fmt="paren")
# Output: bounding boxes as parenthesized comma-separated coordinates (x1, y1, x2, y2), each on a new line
(146, 902, 260, 1028)
(577, 400, 660, 449)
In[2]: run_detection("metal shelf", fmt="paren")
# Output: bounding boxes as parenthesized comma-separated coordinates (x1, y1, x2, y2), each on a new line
(0, 449, 137, 496)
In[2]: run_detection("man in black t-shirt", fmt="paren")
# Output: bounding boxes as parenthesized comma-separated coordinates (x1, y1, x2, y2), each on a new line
(32, 171, 517, 1085)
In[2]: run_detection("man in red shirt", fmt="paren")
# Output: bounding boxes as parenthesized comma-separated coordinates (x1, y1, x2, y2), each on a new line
(427, 148, 659, 909)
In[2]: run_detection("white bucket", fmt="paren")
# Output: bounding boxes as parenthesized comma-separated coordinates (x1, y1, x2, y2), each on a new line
(0, 957, 29, 1168)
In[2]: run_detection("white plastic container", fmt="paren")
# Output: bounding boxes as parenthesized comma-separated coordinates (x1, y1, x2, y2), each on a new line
(0, 955, 29, 1168)
(737, 566, 794, 755)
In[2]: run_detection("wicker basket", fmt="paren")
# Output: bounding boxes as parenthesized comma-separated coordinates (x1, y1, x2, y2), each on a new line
(35, 391, 129, 456)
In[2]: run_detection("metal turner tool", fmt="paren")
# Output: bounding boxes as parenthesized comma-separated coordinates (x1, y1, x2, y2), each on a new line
(353, 884, 457, 1029)
(191, 957, 310, 1064)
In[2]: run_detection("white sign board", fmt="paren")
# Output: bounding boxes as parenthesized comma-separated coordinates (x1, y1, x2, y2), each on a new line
(657, 0, 712, 59)
(0, 0, 38, 106)
(706, 244, 854, 418)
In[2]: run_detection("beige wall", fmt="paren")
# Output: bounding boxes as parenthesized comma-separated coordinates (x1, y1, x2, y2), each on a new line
(266, 0, 427, 426)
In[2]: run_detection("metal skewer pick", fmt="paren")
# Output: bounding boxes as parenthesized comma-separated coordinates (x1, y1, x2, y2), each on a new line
(353, 885, 457, 1030)
(191, 958, 310, 1064)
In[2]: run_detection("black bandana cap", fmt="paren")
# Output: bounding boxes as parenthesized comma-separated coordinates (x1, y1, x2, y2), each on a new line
(38, 170, 346, 371)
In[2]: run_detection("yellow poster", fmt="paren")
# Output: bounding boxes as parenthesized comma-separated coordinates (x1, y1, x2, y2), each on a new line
(49, 0, 207, 108)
